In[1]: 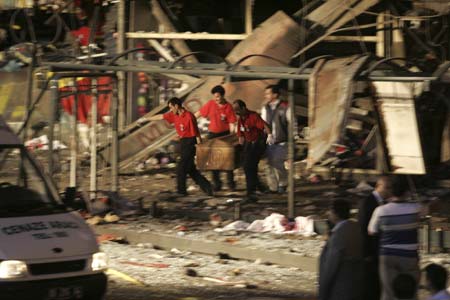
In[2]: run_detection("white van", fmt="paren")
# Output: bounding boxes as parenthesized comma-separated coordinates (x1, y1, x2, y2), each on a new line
(0, 117, 107, 300)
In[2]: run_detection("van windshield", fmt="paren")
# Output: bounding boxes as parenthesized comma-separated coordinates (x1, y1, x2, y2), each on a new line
(0, 147, 66, 217)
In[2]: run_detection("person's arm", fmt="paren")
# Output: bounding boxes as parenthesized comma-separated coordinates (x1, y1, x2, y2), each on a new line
(191, 113, 202, 144)
(137, 114, 164, 125)
(368, 206, 380, 235)
(236, 119, 244, 145)
(262, 120, 273, 144)
(261, 106, 268, 123)
(229, 122, 236, 133)
(227, 105, 238, 134)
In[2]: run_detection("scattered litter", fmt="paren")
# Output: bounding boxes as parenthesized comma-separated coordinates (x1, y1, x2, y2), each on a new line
(136, 243, 154, 249)
(25, 135, 67, 150)
(97, 234, 128, 244)
(86, 215, 103, 226)
(217, 252, 236, 260)
(209, 213, 222, 227)
(202, 276, 248, 287)
(171, 248, 182, 255)
(104, 212, 120, 223)
(120, 260, 170, 268)
(216, 213, 315, 236)
(187, 185, 198, 192)
(307, 173, 322, 183)
(230, 268, 242, 276)
(174, 225, 188, 231)
(183, 262, 200, 268)
(106, 268, 145, 286)
(224, 237, 240, 244)
(215, 220, 250, 232)
(185, 268, 198, 277)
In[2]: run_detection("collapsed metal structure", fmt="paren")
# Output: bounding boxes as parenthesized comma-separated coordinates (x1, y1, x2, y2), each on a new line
(43, 55, 450, 217)
(3, 0, 450, 218)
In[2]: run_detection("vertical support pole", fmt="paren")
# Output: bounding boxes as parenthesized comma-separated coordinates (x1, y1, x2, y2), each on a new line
(48, 79, 59, 176)
(126, 0, 136, 123)
(376, 12, 385, 57)
(234, 201, 241, 221)
(245, 0, 253, 35)
(385, 11, 392, 58)
(287, 79, 295, 219)
(90, 79, 98, 200)
(117, 0, 126, 129)
(111, 77, 119, 192)
(69, 80, 78, 187)
(23, 44, 36, 141)
(392, 18, 406, 63)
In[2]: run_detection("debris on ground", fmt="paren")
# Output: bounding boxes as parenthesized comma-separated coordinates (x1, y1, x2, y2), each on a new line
(215, 213, 315, 236)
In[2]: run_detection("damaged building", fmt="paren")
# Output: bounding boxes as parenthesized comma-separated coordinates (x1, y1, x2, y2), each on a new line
(0, 1, 448, 209)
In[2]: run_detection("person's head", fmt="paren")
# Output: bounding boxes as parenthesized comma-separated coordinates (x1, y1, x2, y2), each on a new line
(211, 85, 226, 104)
(375, 175, 392, 199)
(392, 273, 417, 299)
(167, 97, 183, 114)
(233, 99, 247, 117)
(390, 175, 410, 200)
(328, 199, 350, 225)
(424, 263, 448, 293)
(264, 85, 281, 102)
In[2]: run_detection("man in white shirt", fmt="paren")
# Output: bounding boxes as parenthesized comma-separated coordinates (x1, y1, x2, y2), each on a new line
(261, 85, 292, 193)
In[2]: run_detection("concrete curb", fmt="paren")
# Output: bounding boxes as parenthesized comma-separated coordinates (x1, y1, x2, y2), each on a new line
(95, 226, 319, 272)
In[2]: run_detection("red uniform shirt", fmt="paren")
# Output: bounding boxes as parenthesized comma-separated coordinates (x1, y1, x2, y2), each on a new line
(237, 110, 266, 142)
(199, 100, 237, 133)
(163, 109, 199, 138)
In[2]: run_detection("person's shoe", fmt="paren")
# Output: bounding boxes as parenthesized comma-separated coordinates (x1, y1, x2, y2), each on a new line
(277, 186, 287, 194)
(257, 183, 269, 194)
(175, 191, 188, 197)
(213, 184, 222, 192)
(242, 193, 258, 203)
(203, 184, 214, 197)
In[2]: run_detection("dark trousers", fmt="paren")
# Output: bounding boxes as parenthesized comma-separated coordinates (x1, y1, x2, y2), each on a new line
(362, 257, 381, 300)
(242, 137, 266, 195)
(177, 137, 211, 194)
(208, 131, 235, 189)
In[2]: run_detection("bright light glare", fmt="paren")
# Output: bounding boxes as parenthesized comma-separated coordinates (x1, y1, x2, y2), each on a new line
(0, 260, 28, 278)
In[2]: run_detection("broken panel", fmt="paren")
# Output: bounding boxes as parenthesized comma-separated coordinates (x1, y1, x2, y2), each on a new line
(372, 81, 426, 174)
(307, 55, 370, 168)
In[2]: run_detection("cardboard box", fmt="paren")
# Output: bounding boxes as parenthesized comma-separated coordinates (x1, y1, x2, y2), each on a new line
(196, 135, 240, 171)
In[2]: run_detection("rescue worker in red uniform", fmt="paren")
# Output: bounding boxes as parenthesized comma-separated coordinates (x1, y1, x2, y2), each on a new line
(196, 85, 237, 191)
(140, 97, 213, 196)
(233, 99, 271, 202)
